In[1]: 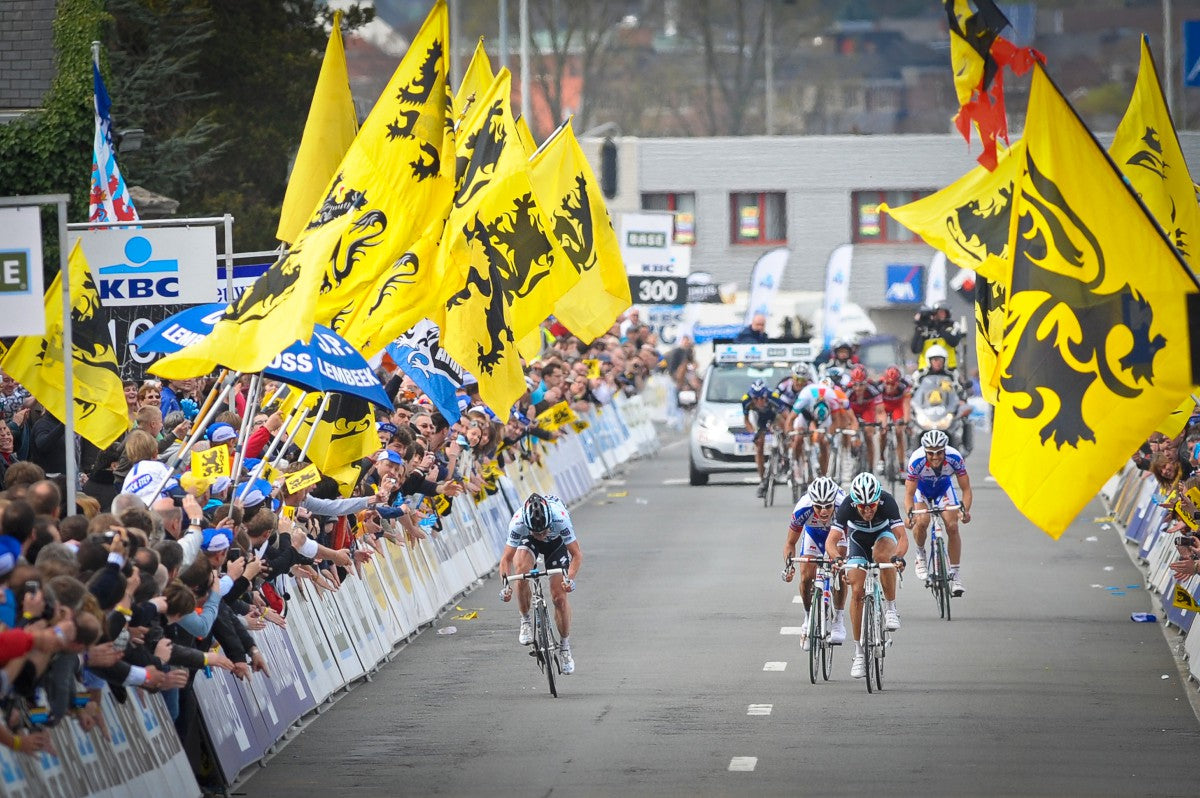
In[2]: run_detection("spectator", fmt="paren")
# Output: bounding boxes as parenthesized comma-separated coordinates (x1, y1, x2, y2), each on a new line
(734, 313, 769, 343)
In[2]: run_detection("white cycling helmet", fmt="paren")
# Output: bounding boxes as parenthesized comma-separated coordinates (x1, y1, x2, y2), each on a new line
(807, 477, 840, 507)
(790, 362, 811, 380)
(849, 472, 882, 505)
(921, 429, 949, 451)
(925, 344, 949, 361)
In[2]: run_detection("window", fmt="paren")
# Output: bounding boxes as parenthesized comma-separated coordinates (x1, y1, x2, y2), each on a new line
(730, 192, 786, 245)
(641, 192, 696, 245)
(853, 190, 934, 243)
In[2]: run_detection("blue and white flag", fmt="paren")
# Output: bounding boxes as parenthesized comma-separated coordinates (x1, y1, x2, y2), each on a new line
(90, 62, 138, 224)
(743, 247, 790, 325)
(386, 320, 469, 424)
(821, 244, 853, 347)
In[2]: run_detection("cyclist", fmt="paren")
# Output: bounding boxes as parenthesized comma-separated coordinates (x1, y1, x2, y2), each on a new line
(879, 366, 914, 473)
(777, 363, 812, 474)
(784, 476, 849, 649)
(846, 365, 884, 474)
(499, 493, 582, 674)
(816, 338, 859, 372)
(742, 379, 788, 498)
(904, 429, 972, 596)
(825, 472, 908, 680)
(792, 379, 852, 476)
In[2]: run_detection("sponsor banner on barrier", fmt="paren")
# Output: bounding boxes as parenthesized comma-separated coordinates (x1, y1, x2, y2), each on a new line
(193, 667, 267, 785)
(241, 622, 318, 741)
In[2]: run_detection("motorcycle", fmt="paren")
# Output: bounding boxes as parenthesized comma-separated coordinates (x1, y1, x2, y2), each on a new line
(909, 372, 973, 457)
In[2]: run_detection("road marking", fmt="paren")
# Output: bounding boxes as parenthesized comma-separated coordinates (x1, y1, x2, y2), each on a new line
(728, 757, 758, 771)
(605, 478, 627, 486)
(792, 596, 803, 603)
(763, 661, 787, 671)
(662, 478, 690, 485)
(780, 626, 804, 635)
(747, 704, 773, 716)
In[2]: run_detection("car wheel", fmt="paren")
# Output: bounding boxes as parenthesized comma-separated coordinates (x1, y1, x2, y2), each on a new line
(689, 458, 709, 486)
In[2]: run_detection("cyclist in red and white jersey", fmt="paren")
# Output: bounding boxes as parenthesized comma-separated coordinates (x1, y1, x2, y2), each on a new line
(792, 379, 856, 476)
(878, 366, 913, 473)
(845, 365, 883, 474)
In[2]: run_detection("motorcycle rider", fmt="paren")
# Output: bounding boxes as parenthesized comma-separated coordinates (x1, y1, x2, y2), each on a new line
(911, 345, 973, 456)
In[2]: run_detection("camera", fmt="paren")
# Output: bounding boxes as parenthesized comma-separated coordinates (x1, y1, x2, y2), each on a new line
(228, 547, 243, 561)
(1177, 535, 1197, 546)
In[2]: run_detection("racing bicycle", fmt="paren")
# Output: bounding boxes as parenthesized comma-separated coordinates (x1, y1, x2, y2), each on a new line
(764, 427, 801, 507)
(846, 560, 899, 694)
(503, 568, 565, 697)
(911, 505, 959, 621)
(878, 419, 908, 496)
(785, 555, 841, 683)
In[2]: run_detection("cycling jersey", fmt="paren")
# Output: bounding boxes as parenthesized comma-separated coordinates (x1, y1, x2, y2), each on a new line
(790, 487, 848, 554)
(792, 384, 849, 420)
(906, 446, 968, 501)
(879, 378, 913, 405)
(775, 377, 807, 408)
(846, 382, 883, 417)
(831, 492, 905, 563)
(506, 495, 576, 548)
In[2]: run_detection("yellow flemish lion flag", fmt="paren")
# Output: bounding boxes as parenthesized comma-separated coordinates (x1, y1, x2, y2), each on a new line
(275, 10, 358, 246)
(454, 38, 494, 125)
(154, 1, 453, 377)
(529, 121, 631, 344)
(2, 241, 129, 449)
(881, 141, 1022, 403)
(985, 65, 1196, 538)
(282, 392, 377, 479)
(439, 70, 579, 418)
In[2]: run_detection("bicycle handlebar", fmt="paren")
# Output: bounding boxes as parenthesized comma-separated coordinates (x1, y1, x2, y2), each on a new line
(503, 568, 567, 584)
(842, 561, 900, 571)
(910, 505, 961, 516)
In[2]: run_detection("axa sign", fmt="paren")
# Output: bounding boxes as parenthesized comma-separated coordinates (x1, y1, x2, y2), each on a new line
(71, 226, 218, 308)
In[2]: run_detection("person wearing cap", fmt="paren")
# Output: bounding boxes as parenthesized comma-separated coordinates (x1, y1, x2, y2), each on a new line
(206, 422, 238, 459)
(376, 421, 398, 449)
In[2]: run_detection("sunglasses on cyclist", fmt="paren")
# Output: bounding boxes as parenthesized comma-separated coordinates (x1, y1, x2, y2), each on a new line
(812, 503, 835, 511)
(855, 501, 880, 510)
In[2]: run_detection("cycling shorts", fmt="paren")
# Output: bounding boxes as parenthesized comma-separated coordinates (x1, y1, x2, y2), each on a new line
(915, 483, 960, 508)
(515, 536, 571, 569)
(846, 527, 898, 564)
(793, 414, 832, 432)
(800, 530, 827, 558)
(880, 401, 906, 422)
(851, 403, 879, 424)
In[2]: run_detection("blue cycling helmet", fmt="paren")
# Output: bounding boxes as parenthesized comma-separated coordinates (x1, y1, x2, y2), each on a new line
(849, 472, 883, 505)
(748, 379, 769, 398)
(812, 401, 830, 423)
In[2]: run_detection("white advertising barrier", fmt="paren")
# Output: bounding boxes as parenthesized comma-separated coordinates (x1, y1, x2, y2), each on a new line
(0, 687, 200, 798)
(190, 401, 656, 788)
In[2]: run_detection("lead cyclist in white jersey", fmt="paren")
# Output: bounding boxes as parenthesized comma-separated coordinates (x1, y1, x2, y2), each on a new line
(499, 493, 583, 674)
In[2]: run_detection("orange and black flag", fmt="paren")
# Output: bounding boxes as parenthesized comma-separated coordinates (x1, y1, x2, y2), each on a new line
(945, 0, 1041, 170)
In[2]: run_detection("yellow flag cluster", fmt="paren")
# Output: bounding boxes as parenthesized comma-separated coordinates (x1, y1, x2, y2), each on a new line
(153, 1, 630, 425)
(2, 241, 129, 449)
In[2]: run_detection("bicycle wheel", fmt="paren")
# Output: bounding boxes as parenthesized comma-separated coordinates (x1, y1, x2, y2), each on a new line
(862, 593, 876, 694)
(935, 535, 952, 622)
(536, 606, 557, 697)
(820, 601, 834, 681)
(871, 592, 885, 691)
(807, 583, 823, 684)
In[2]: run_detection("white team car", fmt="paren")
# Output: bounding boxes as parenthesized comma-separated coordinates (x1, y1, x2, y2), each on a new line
(688, 341, 815, 486)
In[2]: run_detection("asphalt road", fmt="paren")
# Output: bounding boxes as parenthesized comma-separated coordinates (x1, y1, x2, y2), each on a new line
(246, 430, 1200, 798)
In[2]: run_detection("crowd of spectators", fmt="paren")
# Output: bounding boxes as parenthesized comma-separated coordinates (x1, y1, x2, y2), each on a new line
(0, 310, 659, 781)
(1136, 421, 1200, 585)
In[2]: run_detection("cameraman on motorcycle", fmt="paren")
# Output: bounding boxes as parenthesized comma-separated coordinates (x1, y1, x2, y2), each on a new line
(911, 345, 974, 457)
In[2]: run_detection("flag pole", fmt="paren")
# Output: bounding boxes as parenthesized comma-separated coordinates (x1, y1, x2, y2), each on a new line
(57, 200, 77, 515)
(236, 393, 310, 502)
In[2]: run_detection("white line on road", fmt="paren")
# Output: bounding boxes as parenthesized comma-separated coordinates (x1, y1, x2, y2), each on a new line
(763, 661, 787, 671)
(747, 704, 773, 716)
(780, 626, 804, 635)
(792, 596, 803, 603)
(661, 478, 690, 485)
(729, 757, 758, 771)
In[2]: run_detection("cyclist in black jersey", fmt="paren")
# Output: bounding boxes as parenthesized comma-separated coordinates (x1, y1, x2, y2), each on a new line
(824, 472, 908, 679)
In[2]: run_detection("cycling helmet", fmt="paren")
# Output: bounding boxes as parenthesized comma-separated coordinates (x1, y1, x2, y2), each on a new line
(824, 366, 844, 384)
(790, 362, 811, 380)
(925, 344, 949, 361)
(849, 472, 883, 505)
(849, 365, 868, 385)
(832, 337, 851, 352)
(522, 493, 551, 532)
(882, 366, 902, 384)
(748, 379, 769, 398)
(921, 429, 949, 451)
(807, 476, 840, 506)
(812, 401, 830, 423)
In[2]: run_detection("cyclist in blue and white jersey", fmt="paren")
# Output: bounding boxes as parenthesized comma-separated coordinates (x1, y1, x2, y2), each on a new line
(903, 429, 973, 596)
(826, 472, 908, 680)
(499, 493, 582, 674)
(791, 379, 855, 476)
(742, 379, 789, 497)
(783, 477, 848, 648)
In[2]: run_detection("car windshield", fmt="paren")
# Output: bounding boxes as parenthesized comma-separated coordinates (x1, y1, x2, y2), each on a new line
(705, 364, 795, 403)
